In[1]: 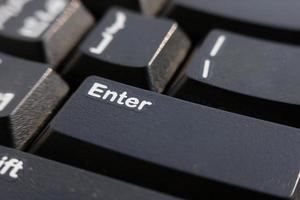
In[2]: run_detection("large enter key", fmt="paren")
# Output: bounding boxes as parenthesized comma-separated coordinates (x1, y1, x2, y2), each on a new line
(33, 76, 300, 200)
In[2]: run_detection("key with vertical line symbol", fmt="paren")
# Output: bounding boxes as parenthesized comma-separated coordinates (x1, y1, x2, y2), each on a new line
(170, 29, 300, 128)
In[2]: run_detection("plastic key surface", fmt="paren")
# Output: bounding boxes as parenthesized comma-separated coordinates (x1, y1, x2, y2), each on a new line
(82, 0, 168, 18)
(33, 76, 300, 200)
(166, 0, 300, 42)
(171, 30, 300, 128)
(0, 145, 181, 200)
(0, 0, 94, 66)
(65, 8, 190, 92)
(0, 53, 68, 149)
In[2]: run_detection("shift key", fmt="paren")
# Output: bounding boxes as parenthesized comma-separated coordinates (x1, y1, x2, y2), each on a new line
(0, 145, 181, 200)
(33, 76, 300, 200)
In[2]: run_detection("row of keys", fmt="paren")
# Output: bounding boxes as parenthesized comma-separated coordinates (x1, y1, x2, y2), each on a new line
(31, 76, 300, 200)
(61, 5, 300, 129)
(1, 0, 300, 117)
(64, 7, 300, 128)
(0, 1, 190, 92)
(2, 0, 300, 70)
(2, 5, 300, 151)
(0, 145, 179, 200)
(1, 2, 300, 199)
(0, 2, 203, 150)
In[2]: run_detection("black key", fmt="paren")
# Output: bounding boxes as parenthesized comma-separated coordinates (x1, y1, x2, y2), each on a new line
(0, 0, 94, 66)
(82, 0, 168, 18)
(65, 8, 190, 92)
(33, 76, 300, 200)
(0, 53, 68, 149)
(0, 145, 180, 200)
(170, 30, 300, 128)
(166, 0, 300, 42)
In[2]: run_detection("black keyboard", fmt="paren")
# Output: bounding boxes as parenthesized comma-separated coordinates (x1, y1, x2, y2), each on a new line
(1, 1, 300, 199)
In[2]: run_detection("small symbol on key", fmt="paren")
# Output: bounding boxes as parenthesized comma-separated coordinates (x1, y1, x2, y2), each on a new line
(18, 0, 68, 38)
(0, 0, 32, 30)
(202, 35, 226, 79)
(0, 93, 15, 112)
(89, 11, 126, 55)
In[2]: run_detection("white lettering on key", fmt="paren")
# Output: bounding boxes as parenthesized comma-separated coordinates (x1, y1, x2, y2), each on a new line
(0, 156, 23, 179)
(88, 82, 153, 111)
(18, 0, 67, 38)
(0, 93, 15, 112)
(210, 35, 226, 57)
(202, 35, 226, 79)
(0, 0, 32, 30)
(89, 12, 127, 55)
(202, 59, 211, 79)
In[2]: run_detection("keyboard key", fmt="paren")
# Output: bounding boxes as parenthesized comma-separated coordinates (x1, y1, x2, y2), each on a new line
(0, 53, 68, 149)
(166, 0, 300, 42)
(82, 0, 168, 18)
(65, 8, 190, 92)
(0, 145, 180, 200)
(33, 76, 300, 199)
(170, 30, 300, 128)
(0, 0, 94, 66)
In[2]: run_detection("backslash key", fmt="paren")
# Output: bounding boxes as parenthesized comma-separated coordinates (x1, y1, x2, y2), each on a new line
(65, 8, 190, 92)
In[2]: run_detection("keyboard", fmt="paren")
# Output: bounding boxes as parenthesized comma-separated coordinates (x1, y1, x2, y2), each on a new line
(1, 0, 300, 199)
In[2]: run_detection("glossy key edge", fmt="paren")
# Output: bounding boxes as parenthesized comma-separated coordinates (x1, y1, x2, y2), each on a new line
(147, 22, 190, 92)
